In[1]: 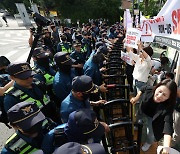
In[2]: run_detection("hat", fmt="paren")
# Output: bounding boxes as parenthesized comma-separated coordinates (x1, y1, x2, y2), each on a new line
(54, 52, 74, 66)
(72, 75, 98, 93)
(67, 109, 105, 140)
(97, 46, 108, 55)
(64, 27, 70, 31)
(53, 142, 106, 154)
(73, 41, 81, 47)
(0, 56, 10, 67)
(33, 47, 49, 58)
(95, 41, 103, 49)
(7, 102, 45, 131)
(7, 62, 35, 80)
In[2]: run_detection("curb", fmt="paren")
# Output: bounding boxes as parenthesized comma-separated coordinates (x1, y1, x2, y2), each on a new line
(0, 28, 27, 30)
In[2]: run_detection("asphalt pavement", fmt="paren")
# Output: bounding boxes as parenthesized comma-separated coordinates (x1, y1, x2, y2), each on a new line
(0, 15, 30, 30)
(0, 17, 31, 150)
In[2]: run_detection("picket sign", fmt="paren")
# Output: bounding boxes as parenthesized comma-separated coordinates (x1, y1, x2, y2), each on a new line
(124, 28, 142, 49)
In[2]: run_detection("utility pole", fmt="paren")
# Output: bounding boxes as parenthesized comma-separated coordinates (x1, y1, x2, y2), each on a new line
(138, 0, 140, 25)
(132, 0, 135, 27)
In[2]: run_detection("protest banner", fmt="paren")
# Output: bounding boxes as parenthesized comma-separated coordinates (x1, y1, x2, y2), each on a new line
(141, 0, 180, 45)
(124, 28, 142, 49)
(123, 9, 133, 30)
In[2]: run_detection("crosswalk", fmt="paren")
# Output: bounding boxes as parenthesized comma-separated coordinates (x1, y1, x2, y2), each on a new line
(0, 30, 31, 63)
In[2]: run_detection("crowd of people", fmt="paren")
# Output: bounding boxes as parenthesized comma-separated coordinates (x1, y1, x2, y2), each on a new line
(0, 19, 179, 154)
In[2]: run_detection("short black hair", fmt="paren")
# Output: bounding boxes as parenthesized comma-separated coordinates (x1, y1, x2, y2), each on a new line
(143, 46, 153, 57)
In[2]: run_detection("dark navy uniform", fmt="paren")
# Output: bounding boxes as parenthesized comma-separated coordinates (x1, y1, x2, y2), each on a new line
(83, 56, 102, 86)
(1, 102, 58, 154)
(70, 50, 85, 75)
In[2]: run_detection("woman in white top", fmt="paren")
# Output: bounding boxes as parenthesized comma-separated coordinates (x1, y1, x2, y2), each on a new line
(126, 42, 153, 95)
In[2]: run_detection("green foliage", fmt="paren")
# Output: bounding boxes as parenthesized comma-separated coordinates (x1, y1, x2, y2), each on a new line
(0, 0, 167, 23)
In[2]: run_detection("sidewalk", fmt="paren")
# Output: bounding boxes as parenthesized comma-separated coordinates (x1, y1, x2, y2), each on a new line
(0, 16, 30, 30)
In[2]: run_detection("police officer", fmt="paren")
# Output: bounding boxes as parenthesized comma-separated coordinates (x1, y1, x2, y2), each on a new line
(83, 46, 107, 86)
(4, 62, 58, 122)
(81, 31, 93, 59)
(46, 109, 109, 148)
(60, 75, 106, 123)
(53, 142, 106, 154)
(70, 41, 85, 76)
(1, 101, 57, 154)
(53, 52, 76, 107)
(57, 35, 71, 53)
(32, 47, 56, 86)
(42, 28, 56, 55)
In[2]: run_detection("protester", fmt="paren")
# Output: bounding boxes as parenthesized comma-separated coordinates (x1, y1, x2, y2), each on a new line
(130, 79, 177, 152)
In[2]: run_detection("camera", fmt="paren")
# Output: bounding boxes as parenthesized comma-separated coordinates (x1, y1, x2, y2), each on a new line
(32, 13, 51, 27)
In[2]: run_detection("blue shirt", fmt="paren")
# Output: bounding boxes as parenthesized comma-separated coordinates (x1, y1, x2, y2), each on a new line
(60, 92, 91, 123)
(53, 71, 74, 104)
(83, 57, 101, 86)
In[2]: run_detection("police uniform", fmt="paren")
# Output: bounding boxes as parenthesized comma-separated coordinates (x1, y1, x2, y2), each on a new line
(53, 52, 76, 106)
(70, 49, 85, 76)
(83, 56, 102, 86)
(1, 102, 57, 154)
(60, 75, 98, 123)
(57, 42, 71, 53)
(4, 62, 58, 122)
(60, 92, 91, 123)
(32, 47, 56, 85)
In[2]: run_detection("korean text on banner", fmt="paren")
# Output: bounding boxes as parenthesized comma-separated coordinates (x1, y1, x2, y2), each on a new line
(124, 28, 142, 49)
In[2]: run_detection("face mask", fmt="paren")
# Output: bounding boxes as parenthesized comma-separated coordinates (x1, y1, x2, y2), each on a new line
(82, 93, 90, 100)
(36, 57, 50, 69)
(93, 53, 105, 64)
(59, 65, 72, 74)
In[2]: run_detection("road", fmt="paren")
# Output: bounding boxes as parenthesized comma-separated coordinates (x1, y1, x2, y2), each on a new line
(0, 29, 30, 150)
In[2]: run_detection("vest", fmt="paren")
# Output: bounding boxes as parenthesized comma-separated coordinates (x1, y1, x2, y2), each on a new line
(33, 67, 54, 85)
(5, 81, 50, 109)
(5, 119, 55, 154)
(61, 44, 71, 53)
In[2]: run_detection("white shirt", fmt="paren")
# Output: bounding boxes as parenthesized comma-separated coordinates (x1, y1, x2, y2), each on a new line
(128, 51, 152, 82)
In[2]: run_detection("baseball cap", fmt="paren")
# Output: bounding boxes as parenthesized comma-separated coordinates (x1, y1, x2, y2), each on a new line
(54, 52, 74, 66)
(7, 62, 35, 80)
(7, 101, 45, 131)
(33, 47, 50, 58)
(72, 75, 98, 93)
(53, 142, 106, 154)
(66, 109, 105, 140)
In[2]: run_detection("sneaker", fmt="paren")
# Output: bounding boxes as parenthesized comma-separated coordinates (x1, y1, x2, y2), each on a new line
(141, 143, 152, 151)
